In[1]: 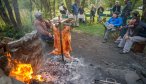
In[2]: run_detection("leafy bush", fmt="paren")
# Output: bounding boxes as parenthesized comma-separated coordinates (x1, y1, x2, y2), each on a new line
(1, 25, 33, 39)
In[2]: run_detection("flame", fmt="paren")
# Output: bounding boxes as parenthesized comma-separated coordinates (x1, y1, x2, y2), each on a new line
(5, 52, 11, 58)
(33, 75, 44, 82)
(4, 52, 44, 83)
(10, 64, 33, 83)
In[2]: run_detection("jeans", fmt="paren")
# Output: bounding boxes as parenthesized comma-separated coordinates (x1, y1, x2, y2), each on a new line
(104, 23, 116, 40)
(118, 36, 146, 52)
(73, 15, 79, 26)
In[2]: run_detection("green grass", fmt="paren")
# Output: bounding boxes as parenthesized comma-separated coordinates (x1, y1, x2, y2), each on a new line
(73, 15, 107, 37)
(74, 23, 105, 37)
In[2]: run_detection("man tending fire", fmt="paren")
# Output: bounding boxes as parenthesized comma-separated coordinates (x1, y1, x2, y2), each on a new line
(34, 11, 54, 42)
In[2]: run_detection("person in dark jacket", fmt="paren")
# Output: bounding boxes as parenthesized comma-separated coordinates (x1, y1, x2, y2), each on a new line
(72, 3, 79, 26)
(115, 11, 140, 43)
(97, 5, 104, 22)
(78, 6, 85, 23)
(78, 6, 84, 15)
(72, 3, 79, 15)
(112, 1, 121, 13)
(121, 0, 132, 26)
(90, 5, 96, 22)
(118, 19, 146, 54)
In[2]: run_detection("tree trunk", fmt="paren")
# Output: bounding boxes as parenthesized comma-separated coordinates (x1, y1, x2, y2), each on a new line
(30, 0, 33, 23)
(40, 0, 51, 18)
(53, 0, 56, 17)
(12, 0, 22, 28)
(3, 0, 17, 28)
(47, 0, 52, 19)
(142, 0, 146, 22)
(65, 0, 72, 13)
(40, 0, 42, 11)
(32, 0, 41, 11)
(76, 0, 80, 7)
(0, 0, 11, 25)
(132, 0, 138, 9)
(81, 0, 85, 9)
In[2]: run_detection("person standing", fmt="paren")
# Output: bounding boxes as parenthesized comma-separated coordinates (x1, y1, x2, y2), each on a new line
(121, 0, 132, 26)
(90, 5, 96, 22)
(97, 5, 104, 22)
(72, 2, 79, 26)
(59, 3, 67, 15)
(78, 6, 85, 23)
(112, 1, 121, 13)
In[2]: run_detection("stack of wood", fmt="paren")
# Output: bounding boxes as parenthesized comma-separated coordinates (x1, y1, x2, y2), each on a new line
(132, 42, 146, 53)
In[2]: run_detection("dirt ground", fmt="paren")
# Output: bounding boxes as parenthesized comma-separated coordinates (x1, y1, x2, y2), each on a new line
(71, 31, 140, 68)
(45, 30, 146, 84)
(71, 31, 146, 83)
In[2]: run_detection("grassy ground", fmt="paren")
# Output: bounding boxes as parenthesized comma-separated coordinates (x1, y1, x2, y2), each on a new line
(74, 16, 108, 37)
(74, 23, 105, 37)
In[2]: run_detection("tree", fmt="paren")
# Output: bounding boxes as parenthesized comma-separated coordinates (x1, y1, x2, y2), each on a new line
(53, 0, 56, 17)
(12, 0, 22, 28)
(81, 0, 86, 9)
(142, 0, 146, 22)
(132, 0, 138, 9)
(48, 0, 52, 19)
(3, 0, 17, 28)
(76, 0, 80, 7)
(0, 0, 11, 25)
(65, 0, 72, 13)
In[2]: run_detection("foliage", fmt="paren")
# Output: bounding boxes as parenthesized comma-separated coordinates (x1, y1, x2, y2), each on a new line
(0, 0, 145, 40)
(19, 0, 32, 9)
(1, 25, 33, 39)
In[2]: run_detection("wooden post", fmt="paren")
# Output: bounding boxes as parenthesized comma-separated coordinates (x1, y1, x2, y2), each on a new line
(58, 16, 65, 62)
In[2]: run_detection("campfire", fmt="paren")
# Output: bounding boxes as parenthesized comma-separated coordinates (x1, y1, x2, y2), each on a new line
(5, 52, 44, 83)
(3, 52, 88, 84)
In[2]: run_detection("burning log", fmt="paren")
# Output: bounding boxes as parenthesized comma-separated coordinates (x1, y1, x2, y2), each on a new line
(0, 54, 24, 84)
(0, 43, 7, 53)
(0, 54, 9, 76)
(0, 37, 13, 54)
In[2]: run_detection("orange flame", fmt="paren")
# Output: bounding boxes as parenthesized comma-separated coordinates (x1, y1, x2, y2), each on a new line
(10, 64, 33, 83)
(33, 75, 44, 82)
(4, 52, 44, 83)
(5, 52, 11, 58)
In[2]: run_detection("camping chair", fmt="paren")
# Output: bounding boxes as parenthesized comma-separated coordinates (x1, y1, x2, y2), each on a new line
(103, 24, 120, 41)
(97, 17, 107, 24)
(97, 13, 107, 24)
